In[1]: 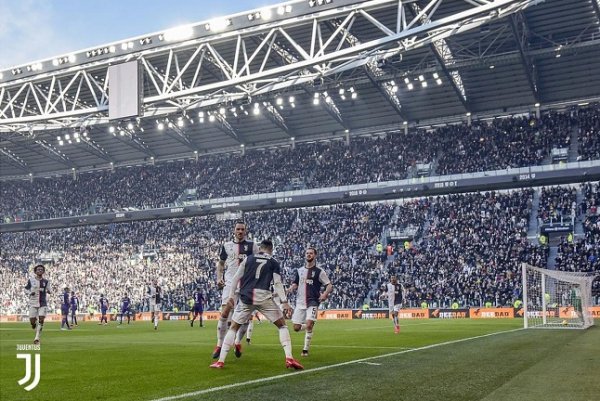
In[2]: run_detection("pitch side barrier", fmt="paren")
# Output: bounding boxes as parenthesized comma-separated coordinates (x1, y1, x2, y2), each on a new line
(3, 307, 599, 323)
(2, 161, 599, 233)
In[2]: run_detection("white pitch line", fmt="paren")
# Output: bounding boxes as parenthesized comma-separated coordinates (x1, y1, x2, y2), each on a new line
(247, 343, 413, 350)
(358, 362, 382, 366)
(149, 327, 524, 401)
(344, 322, 440, 331)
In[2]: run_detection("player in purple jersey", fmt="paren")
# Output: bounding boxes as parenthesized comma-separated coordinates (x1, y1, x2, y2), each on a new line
(190, 287, 207, 328)
(210, 239, 303, 370)
(70, 291, 79, 326)
(60, 287, 72, 330)
(25, 264, 50, 344)
(98, 294, 109, 325)
(119, 293, 132, 325)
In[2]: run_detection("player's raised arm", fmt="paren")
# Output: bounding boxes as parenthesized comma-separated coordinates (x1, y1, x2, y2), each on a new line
(225, 258, 246, 307)
(216, 245, 227, 289)
(288, 269, 299, 295)
(25, 278, 33, 294)
(272, 271, 290, 313)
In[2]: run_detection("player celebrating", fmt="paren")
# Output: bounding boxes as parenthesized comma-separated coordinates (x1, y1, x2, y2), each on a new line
(289, 247, 333, 357)
(190, 287, 207, 327)
(213, 221, 259, 359)
(147, 281, 162, 330)
(210, 239, 303, 370)
(60, 287, 71, 330)
(98, 294, 109, 325)
(386, 275, 405, 334)
(70, 290, 79, 327)
(119, 293, 132, 325)
(25, 264, 50, 345)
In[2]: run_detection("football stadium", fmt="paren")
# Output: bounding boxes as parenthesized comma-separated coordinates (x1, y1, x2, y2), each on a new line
(1, 0, 599, 400)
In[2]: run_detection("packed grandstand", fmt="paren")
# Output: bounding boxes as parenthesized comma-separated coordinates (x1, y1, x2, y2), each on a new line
(0, 0, 599, 322)
(1, 110, 598, 315)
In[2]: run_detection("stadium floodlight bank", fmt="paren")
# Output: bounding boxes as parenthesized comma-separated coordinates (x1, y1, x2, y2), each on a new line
(521, 263, 595, 329)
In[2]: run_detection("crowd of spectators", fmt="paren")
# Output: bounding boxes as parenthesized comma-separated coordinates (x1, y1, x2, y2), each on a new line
(0, 203, 393, 314)
(373, 190, 547, 308)
(553, 182, 599, 304)
(4, 185, 600, 315)
(0, 132, 432, 222)
(537, 185, 578, 224)
(3, 106, 597, 223)
(577, 105, 600, 161)
(435, 112, 573, 175)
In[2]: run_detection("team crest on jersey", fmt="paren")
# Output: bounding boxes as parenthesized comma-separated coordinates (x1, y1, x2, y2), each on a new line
(243, 245, 248, 252)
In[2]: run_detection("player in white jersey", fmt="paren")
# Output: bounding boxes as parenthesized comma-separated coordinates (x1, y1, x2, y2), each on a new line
(386, 275, 405, 334)
(209, 239, 303, 370)
(147, 280, 162, 330)
(289, 248, 333, 357)
(213, 221, 260, 359)
(24, 264, 50, 344)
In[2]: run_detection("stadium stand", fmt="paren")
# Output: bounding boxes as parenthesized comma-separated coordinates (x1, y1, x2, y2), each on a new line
(577, 105, 600, 161)
(0, 107, 595, 223)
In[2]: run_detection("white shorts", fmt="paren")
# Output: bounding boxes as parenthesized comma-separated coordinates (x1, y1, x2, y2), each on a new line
(389, 304, 402, 313)
(150, 302, 162, 312)
(29, 306, 47, 318)
(292, 306, 318, 325)
(231, 299, 284, 325)
(221, 283, 239, 306)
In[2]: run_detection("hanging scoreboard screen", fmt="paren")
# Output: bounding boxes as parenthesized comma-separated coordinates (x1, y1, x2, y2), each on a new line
(108, 60, 142, 120)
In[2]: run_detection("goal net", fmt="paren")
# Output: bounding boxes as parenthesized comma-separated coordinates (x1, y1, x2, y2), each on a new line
(521, 263, 595, 329)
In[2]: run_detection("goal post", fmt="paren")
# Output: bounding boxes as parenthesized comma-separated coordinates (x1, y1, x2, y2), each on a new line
(521, 263, 595, 329)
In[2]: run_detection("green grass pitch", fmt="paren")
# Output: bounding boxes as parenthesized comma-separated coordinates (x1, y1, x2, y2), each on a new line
(1, 319, 598, 401)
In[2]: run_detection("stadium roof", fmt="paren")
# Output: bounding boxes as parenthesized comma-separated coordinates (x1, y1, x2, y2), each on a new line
(1, 0, 599, 178)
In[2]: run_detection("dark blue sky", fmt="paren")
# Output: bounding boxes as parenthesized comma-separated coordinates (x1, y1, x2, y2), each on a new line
(0, 0, 284, 68)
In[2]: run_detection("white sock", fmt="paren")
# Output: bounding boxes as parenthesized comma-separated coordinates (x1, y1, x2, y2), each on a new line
(235, 323, 249, 344)
(246, 320, 254, 340)
(217, 317, 228, 347)
(219, 329, 236, 363)
(35, 322, 43, 340)
(154, 316, 158, 328)
(278, 326, 293, 358)
(303, 330, 313, 352)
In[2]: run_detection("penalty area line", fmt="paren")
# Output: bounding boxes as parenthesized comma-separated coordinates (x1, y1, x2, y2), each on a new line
(149, 327, 524, 401)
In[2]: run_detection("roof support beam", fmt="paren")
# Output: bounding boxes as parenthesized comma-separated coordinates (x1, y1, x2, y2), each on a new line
(262, 102, 294, 138)
(113, 129, 156, 159)
(408, 3, 471, 112)
(313, 89, 348, 130)
(35, 139, 76, 169)
(509, 13, 540, 103)
(70, 129, 115, 163)
(0, 147, 29, 173)
(213, 114, 244, 145)
(327, 19, 410, 122)
(165, 122, 198, 152)
(431, 50, 471, 111)
(251, 36, 350, 130)
(592, 1, 600, 26)
(2, 134, 75, 169)
(1, 0, 544, 130)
